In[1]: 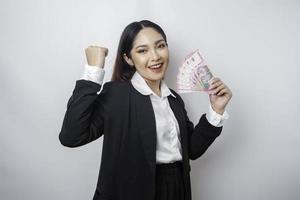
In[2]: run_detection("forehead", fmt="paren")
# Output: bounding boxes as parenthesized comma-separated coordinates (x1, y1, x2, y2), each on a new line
(132, 27, 164, 47)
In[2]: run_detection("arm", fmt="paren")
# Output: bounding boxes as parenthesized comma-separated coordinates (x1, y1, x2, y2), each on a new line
(186, 113, 223, 160)
(59, 45, 109, 147)
(185, 77, 232, 159)
(176, 95, 223, 160)
(59, 80, 110, 147)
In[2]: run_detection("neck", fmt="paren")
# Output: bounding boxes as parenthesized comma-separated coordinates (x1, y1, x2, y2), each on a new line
(145, 79, 161, 97)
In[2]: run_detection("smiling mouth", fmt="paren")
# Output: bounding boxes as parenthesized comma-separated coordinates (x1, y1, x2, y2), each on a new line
(148, 63, 163, 69)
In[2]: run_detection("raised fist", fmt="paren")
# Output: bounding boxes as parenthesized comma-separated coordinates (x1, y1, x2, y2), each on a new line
(85, 45, 108, 68)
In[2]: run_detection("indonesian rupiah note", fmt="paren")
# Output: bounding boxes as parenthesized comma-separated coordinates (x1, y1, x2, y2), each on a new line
(176, 49, 214, 93)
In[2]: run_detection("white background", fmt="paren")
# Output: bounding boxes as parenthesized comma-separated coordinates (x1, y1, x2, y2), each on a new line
(1, 0, 299, 199)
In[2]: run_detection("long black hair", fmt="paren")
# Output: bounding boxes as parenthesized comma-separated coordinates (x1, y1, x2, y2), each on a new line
(111, 20, 168, 81)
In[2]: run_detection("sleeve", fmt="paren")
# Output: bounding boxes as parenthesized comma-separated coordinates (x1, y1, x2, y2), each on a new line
(176, 95, 223, 160)
(80, 64, 106, 85)
(58, 79, 110, 148)
(206, 104, 229, 127)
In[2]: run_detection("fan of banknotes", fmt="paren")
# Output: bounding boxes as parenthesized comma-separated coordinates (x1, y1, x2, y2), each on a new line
(176, 49, 214, 94)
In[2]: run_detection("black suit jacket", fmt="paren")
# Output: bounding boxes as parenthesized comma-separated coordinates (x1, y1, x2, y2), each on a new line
(59, 79, 223, 200)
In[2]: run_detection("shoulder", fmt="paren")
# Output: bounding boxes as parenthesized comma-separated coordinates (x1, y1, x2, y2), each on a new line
(101, 80, 131, 96)
(103, 80, 130, 89)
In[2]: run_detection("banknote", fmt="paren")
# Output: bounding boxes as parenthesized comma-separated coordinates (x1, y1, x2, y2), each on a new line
(176, 49, 214, 93)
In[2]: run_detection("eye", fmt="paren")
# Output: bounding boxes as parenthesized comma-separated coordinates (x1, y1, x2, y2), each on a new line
(137, 49, 147, 54)
(158, 43, 166, 48)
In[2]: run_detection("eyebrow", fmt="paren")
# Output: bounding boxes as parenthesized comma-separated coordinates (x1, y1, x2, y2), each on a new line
(135, 39, 165, 49)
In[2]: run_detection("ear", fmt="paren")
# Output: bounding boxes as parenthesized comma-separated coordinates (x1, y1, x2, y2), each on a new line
(123, 53, 134, 66)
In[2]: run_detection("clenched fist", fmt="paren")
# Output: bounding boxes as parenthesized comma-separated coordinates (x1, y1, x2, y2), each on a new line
(85, 45, 109, 68)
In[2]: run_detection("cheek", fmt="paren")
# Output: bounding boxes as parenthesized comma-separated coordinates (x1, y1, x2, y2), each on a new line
(161, 49, 169, 59)
(133, 58, 149, 69)
(163, 52, 169, 65)
(136, 58, 148, 68)
(131, 54, 147, 66)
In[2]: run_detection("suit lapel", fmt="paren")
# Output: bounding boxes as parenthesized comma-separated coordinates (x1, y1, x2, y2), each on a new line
(132, 84, 189, 172)
(133, 89, 157, 173)
(167, 96, 189, 164)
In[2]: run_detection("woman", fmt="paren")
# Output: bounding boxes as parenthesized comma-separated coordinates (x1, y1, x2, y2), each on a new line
(59, 20, 232, 200)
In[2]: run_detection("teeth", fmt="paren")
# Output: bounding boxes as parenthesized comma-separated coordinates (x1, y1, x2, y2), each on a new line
(149, 63, 162, 69)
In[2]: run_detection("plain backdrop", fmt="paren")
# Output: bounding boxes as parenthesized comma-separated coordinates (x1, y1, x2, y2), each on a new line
(1, 0, 300, 199)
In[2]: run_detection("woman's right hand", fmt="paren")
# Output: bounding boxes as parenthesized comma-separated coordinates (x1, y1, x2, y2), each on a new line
(85, 45, 109, 68)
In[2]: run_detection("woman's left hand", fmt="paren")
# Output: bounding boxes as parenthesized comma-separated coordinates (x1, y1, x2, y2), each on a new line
(208, 77, 232, 115)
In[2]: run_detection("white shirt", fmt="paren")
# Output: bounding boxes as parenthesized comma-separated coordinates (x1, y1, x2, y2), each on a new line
(81, 64, 229, 163)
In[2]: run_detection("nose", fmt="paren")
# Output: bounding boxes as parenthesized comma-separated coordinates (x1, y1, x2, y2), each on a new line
(150, 49, 160, 61)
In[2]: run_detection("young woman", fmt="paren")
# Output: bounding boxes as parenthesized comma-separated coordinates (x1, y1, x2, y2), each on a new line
(59, 20, 232, 200)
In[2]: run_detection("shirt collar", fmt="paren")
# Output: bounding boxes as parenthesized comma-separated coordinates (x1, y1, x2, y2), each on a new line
(130, 71, 176, 98)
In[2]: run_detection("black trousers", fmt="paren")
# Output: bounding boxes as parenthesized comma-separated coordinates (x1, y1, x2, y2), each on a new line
(155, 161, 185, 200)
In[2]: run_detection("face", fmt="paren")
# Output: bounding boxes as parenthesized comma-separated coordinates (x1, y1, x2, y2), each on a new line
(123, 27, 169, 86)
